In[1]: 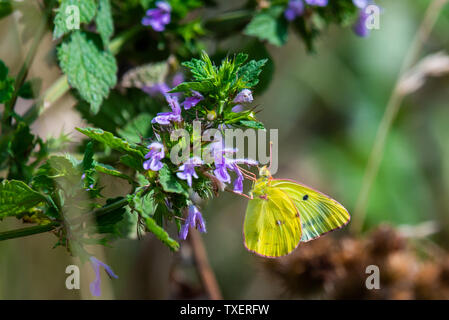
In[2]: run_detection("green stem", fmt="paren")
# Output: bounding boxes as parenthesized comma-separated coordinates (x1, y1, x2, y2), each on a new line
(0, 222, 59, 241)
(2, 0, 56, 133)
(0, 196, 131, 242)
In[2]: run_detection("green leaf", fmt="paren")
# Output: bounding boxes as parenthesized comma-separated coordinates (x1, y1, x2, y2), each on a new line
(158, 164, 188, 196)
(95, 162, 132, 182)
(120, 154, 143, 171)
(93, 197, 126, 234)
(0, 180, 46, 219)
(0, 1, 13, 20)
(76, 127, 144, 159)
(82, 141, 95, 171)
(53, 0, 97, 40)
(96, 0, 114, 46)
(0, 59, 14, 103)
(145, 217, 180, 251)
(244, 6, 288, 47)
(237, 59, 268, 88)
(117, 113, 153, 144)
(131, 189, 155, 218)
(57, 31, 117, 114)
(170, 81, 213, 94)
(182, 53, 216, 81)
(237, 120, 265, 130)
(18, 78, 42, 99)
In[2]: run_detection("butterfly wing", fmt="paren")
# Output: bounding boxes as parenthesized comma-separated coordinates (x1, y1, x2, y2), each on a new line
(244, 186, 302, 258)
(270, 179, 350, 242)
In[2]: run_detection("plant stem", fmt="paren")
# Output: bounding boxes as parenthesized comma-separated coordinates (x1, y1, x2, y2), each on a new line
(0, 196, 130, 242)
(1, 0, 55, 133)
(189, 229, 222, 300)
(351, 0, 449, 234)
(0, 222, 59, 241)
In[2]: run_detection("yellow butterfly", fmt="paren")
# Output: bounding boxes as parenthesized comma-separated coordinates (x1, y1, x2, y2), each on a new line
(243, 166, 350, 258)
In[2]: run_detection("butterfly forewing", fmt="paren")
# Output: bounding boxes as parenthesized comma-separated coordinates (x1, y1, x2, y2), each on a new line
(244, 187, 302, 257)
(270, 179, 350, 242)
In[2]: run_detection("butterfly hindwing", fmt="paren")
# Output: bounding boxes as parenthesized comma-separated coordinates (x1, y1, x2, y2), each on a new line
(270, 179, 350, 242)
(244, 186, 302, 257)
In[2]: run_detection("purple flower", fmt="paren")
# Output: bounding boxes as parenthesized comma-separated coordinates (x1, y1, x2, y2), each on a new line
(305, 0, 328, 6)
(233, 89, 253, 104)
(152, 94, 182, 125)
(352, 1, 378, 37)
(89, 257, 118, 297)
(231, 104, 244, 112)
(143, 72, 184, 98)
(141, 1, 171, 32)
(176, 157, 203, 187)
(353, 0, 369, 8)
(142, 83, 170, 96)
(211, 142, 257, 191)
(182, 90, 204, 110)
(179, 204, 206, 240)
(284, 0, 304, 21)
(143, 142, 165, 171)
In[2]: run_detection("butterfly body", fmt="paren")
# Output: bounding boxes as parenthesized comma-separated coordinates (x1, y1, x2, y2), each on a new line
(243, 167, 350, 258)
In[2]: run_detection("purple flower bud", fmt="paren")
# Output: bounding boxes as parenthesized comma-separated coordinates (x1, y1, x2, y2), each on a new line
(305, 0, 328, 6)
(233, 89, 253, 104)
(152, 94, 182, 125)
(89, 257, 118, 297)
(141, 1, 171, 32)
(179, 205, 206, 240)
(284, 0, 304, 21)
(182, 90, 204, 110)
(176, 157, 203, 187)
(143, 142, 165, 171)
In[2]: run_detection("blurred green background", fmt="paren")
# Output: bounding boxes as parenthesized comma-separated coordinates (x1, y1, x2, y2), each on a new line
(1, 0, 449, 299)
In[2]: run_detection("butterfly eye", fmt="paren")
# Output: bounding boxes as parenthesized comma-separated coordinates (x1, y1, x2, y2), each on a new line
(303, 194, 309, 201)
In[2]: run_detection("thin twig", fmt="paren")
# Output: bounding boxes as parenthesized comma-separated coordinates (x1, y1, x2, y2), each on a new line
(351, 0, 449, 234)
(188, 229, 223, 300)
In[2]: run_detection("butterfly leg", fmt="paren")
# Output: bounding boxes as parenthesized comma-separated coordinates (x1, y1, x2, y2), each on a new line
(225, 187, 253, 199)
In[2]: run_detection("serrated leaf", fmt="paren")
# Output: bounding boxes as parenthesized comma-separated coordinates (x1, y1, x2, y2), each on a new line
(96, 0, 114, 46)
(76, 127, 144, 159)
(53, 0, 97, 39)
(158, 164, 188, 196)
(145, 217, 180, 251)
(244, 6, 288, 47)
(95, 162, 132, 182)
(57, 31, 117, 114)
(237, 59, 268, 88)
(0, 180, 46, 219)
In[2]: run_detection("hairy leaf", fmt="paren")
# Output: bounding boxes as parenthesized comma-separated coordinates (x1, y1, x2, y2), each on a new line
(57, 31, 117, 114)
(53, 0, 97, 39)
(145, 217, 180, 251)
(96, 0, 114, 46)
(244, 6, 288, 47)
(76, 127, 144, 159)
(0, 180, 46, 219)
(158, 164, 188, 196)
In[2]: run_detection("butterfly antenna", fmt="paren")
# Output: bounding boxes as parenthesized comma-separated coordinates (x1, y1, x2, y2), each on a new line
(237, 165, 257, 181)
